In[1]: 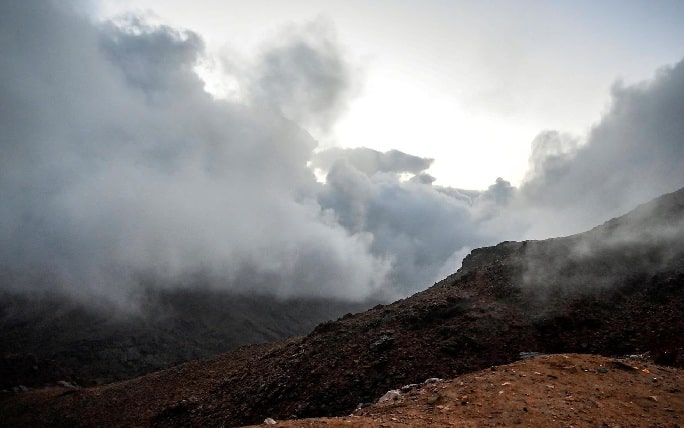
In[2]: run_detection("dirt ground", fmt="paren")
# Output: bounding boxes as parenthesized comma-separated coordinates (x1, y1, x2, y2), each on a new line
(246, 354, 683, 428)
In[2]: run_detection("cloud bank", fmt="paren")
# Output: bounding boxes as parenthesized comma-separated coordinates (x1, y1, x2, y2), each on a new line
(517, 62, 684, 237)
(1, 2, 683, 306)
(0, 2, 386, 304)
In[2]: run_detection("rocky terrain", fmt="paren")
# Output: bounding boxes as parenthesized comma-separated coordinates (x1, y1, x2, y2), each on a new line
(247, 354, 683, 427)
(1, 187, 683, 427)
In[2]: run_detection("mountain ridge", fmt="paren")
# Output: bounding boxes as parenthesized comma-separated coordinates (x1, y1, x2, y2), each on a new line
(1, 187, 683, 427)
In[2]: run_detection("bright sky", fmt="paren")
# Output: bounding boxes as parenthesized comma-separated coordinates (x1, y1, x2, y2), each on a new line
(94, 0, 684, 189)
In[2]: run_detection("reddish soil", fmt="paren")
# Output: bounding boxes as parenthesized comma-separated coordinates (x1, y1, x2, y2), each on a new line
(3, 353, 682, 427)
(247, 354, 683, 428)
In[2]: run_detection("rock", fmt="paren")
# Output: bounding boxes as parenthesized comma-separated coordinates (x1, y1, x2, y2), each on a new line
(608, 361, 638, 371)
(378, 389, 401, 403)
(427, 394, 442, 405)
(424, 377, 442, 384)
(370, 335, 395, 351)
(459, 241, 524, 273)
(519, 352, 542, 360)
(264, 417, 277, 425)
(401, 383, 420, 392)
(57, 380, 77, 389)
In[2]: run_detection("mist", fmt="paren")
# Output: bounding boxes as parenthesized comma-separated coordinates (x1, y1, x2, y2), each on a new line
(513, 186, 684, 311)
(1, 2, 683, 307)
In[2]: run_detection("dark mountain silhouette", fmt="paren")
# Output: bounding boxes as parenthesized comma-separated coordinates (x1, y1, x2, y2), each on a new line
(0, 289, 372, 389)
(1, 187, 683, 427)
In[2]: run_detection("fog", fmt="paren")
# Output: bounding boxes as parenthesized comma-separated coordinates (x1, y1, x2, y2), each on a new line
(1, 2, 683, 307)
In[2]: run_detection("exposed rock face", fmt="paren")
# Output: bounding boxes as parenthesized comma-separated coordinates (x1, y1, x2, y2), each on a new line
(1, 188, 683, 427)
(459, 241, 524, 274)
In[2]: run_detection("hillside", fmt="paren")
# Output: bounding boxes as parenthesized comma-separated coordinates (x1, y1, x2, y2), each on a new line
(246, 354, 683, 427)
(1, 187, 683, 427)
(0, 290, 371, 389)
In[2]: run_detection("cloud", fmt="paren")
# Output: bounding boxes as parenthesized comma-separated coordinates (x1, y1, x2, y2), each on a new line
(312, 58, 684, 294)
(0, 2, 387, 305)
(312, 147, 433, 177)
(316, 153, 503, 292)
(1, 2, 683, 308)
(522, 130, 580, 184)
(99, 16, 205, 97)
(247, 19, 356, 135)
(517, 59, 684, 236)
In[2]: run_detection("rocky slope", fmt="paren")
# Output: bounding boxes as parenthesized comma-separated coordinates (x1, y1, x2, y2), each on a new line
(1, 187, 683, 427)
(246, 354, 683, 427)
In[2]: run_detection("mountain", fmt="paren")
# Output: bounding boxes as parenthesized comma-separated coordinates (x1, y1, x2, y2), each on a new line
(1, 187, 683, 427)
(0, 289, 372, 389)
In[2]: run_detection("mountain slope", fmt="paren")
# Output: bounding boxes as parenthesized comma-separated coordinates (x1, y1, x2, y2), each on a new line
(1, 187, 683, 427)
(0, 290, 371, 389)
(245, 354, 683, 427)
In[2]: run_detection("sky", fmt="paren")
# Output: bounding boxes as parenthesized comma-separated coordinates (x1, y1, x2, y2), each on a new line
(1, 1, 683, 308)
(94, 0, 684, 189)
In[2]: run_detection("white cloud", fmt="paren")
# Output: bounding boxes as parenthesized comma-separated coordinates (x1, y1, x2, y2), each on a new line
(1, 2, 683, 307)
